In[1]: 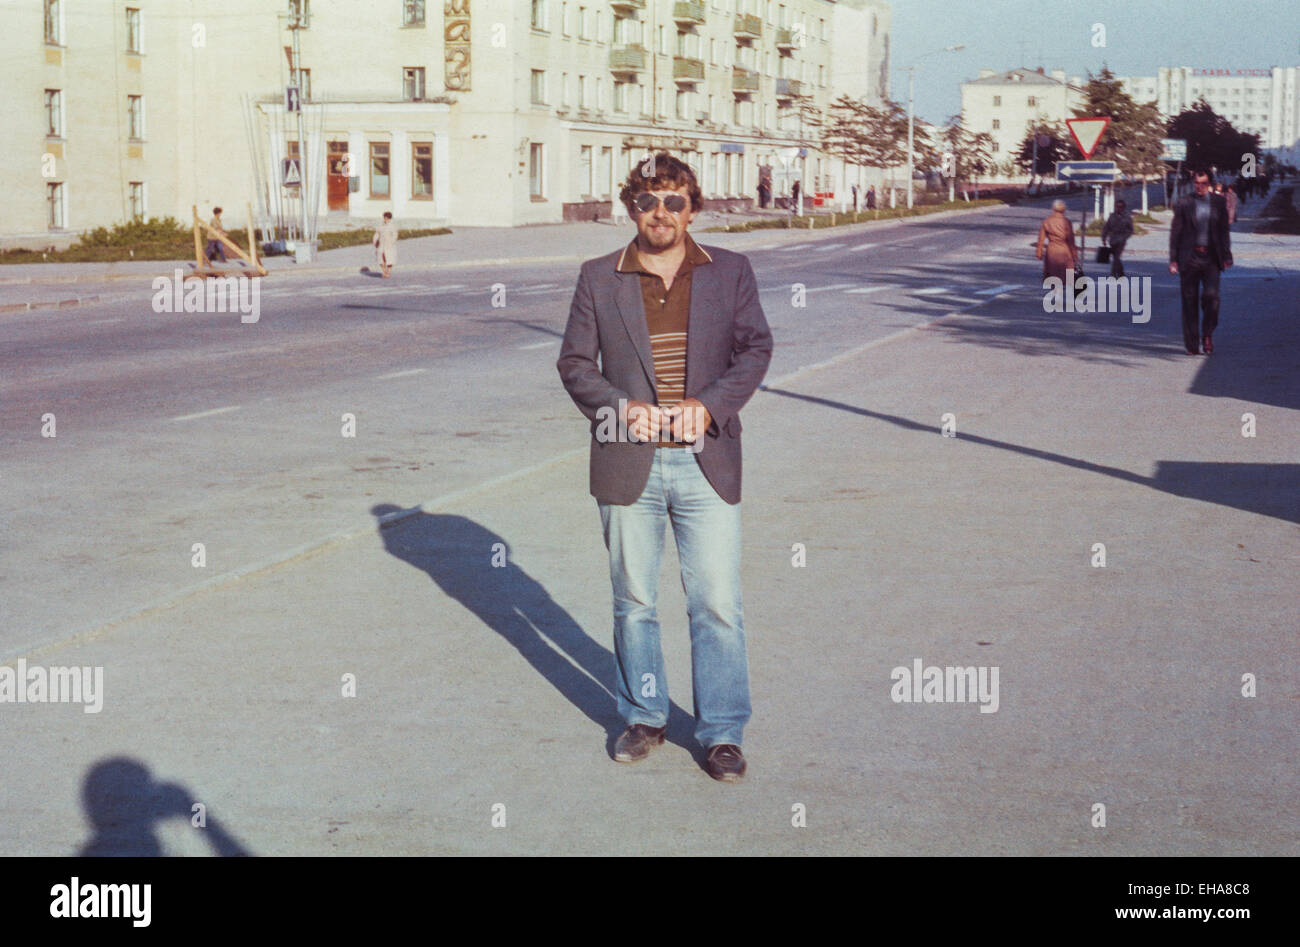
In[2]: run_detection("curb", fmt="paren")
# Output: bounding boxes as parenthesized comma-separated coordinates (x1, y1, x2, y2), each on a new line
(0, 295, 102, 312)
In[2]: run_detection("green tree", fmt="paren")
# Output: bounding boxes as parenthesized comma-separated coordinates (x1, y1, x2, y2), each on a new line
(1071, 66, 1167, 211)
(1166, 98, 1261, 177)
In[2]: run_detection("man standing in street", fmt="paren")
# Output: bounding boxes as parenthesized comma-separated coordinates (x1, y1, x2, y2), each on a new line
(205, 207, 227, 265)
(1101, 199, 1133, 277)
(557, 153, 773, 783)
(1170, 170, 1232, 355)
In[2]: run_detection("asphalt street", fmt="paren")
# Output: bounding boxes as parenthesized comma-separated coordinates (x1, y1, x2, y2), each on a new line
(1, 192, 1296, 855)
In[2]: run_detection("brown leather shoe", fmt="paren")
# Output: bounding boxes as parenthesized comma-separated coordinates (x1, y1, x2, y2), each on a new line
(613, 724, 666, 762)
(705, 744, 747, 782)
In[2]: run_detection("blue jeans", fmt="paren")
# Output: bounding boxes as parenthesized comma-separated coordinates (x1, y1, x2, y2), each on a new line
(599, 448, 751, 747)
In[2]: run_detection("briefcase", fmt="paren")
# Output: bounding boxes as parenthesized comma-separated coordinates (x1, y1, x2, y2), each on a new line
(1095, 245, 1111, 263)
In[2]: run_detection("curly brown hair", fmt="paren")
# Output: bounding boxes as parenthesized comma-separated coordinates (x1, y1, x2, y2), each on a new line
(618, 152, 703, 216)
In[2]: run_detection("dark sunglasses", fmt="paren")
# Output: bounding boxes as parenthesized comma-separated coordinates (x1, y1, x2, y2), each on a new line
(634, 192, 690, 214)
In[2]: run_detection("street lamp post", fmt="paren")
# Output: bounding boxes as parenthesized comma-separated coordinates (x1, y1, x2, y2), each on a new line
(905, 44, 964, 210)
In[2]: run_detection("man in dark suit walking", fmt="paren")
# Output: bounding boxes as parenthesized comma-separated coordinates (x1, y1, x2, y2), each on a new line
(557, 153, 773, 782)
(1170, 169, 1233, 355)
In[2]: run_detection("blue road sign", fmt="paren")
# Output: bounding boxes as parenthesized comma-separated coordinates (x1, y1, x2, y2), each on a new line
(1056, 160, 1118, 183)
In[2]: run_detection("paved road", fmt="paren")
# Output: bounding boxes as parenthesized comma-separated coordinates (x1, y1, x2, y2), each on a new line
(2, 197, 1296, 855)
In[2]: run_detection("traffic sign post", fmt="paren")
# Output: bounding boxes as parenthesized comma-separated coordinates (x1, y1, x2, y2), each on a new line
(1055, 160, 1119, 183)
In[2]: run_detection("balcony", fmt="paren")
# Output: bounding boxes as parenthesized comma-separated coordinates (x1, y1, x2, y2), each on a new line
(732, 67, 759, 94)
(775, 28, 796, 52)
(610, 0, 645, 11)
(733, 13, 761, 42)
(673, 1, 705, 26)
(673, 56, 704, 84)
(775, 78, 806, 100)
(609, 45, 647, 75)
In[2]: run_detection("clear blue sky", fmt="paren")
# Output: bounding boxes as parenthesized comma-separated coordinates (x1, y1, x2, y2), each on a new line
(888, 0, 1298, 123)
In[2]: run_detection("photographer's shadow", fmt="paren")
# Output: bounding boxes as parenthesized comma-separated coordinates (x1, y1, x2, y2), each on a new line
(78, 757, 252, 857)
(370, 506, 699, 758)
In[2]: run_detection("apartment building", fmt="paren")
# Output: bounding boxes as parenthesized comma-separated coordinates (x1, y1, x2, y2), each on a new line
(960, 67, 1085, 180)
(1, 0, 891, 245)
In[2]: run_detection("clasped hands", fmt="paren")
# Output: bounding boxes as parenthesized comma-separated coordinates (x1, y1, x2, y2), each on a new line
(624, 398, 712, 444)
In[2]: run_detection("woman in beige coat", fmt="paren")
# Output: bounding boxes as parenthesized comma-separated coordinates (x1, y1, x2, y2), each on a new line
(372, 212, 398, 277)
(1036, 199, 1078, 282)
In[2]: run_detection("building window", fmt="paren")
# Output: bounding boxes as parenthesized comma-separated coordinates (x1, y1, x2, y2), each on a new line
(578, 5, 588, 39)
(562, 2, 570, 36)
(126, 7, 142, 53)
(1027, 96, 1037, 107)
(531, 69, 546, 104)
(296, 68, 311, 102)
(370, 142, 390, 196)
(596, 76, 604, 109)
(403, 67, 426, 100)
(710, 38, 717, 64)
(47, 182, 65, 229)
(44, 89, 63, 137)
(531, 0, 546, 30)
(578, 74, 587, 108)
(818, 64, 824, 86)
(991, 142, 999, 153)
(614, 80, 628, 112)
(288, 0, 310, 27)
(992, 95, 1001, 106)
(529, 142, 545, 197)
(676, 89, 689, 120)
(404, 0, 425, 27)
(599, 146, 612, 197)
(129, 182, 145, 219)
(44, 0, 61, 44)
(411, 142, 433, 198)
(580, 145, 593, 196)
(991, 119, 1000, 130)
(127, 95, 144, 139)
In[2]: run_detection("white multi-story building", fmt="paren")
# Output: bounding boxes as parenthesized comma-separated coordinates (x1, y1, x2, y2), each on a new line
(1117, 66, 1300, 166)
(1, 0, 892, 246)
(960, 67, 1084, 181)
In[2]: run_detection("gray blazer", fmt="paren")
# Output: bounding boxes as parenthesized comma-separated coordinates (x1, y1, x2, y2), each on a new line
(557, 241, 773, 505)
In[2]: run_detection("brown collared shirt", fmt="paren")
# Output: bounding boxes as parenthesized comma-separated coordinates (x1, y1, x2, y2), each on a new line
(615, 233, 713, 447)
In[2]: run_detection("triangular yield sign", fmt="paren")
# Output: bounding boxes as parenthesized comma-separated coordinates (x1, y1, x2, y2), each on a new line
(1066, 117, 1111, 159)
(283, 159, 301, 186)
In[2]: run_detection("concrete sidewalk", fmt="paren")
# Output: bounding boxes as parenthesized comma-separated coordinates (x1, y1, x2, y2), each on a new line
(4, 259, 1296, 856)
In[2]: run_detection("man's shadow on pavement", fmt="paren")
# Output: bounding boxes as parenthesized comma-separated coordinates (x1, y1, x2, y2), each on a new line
(78, 757, 252, 856)
(370, 505, 701, 760)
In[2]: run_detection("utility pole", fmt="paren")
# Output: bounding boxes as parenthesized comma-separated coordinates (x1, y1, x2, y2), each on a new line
(906, 66, 915, 209)
(288, 1, 310, 261)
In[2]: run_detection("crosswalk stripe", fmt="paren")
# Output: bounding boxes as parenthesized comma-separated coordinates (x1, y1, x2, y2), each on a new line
(975, 284, 1023, 295)
(848, 243, 878, 252)
(844, 286, 893, 295)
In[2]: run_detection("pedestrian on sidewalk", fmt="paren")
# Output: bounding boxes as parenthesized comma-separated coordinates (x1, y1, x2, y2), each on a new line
(557, 152, 773, 784)
(1036, 199, 1079, 283)
(372, 212, 398, 278)
(791, 179, 801, 214)
(205, 207, 227, 265)
(1101, 199, 1133, 277)
(866, 185, 877, 210)
(1170, 169, 1232, 355)
(851, 183, 859, 211)
(1224, 184, 1238, 224)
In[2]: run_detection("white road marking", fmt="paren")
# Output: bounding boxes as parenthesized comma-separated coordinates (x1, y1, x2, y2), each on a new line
(86, 318, 125, 325)
(516, 283, 558, 291)
(913, 287, 955, 295)
(515, 287, 570, 296)
(848, 243, 878, 252)
(814, 243, 845, 251)
(805, 283, 858, 293)
(844, 286, 894, 295)
(976, 284, 1023, 295)
(171, 405, 240, 422)
(520, 340, 558, 350)
(375, 368, 427, 380)
(776, 243, 816, 252)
